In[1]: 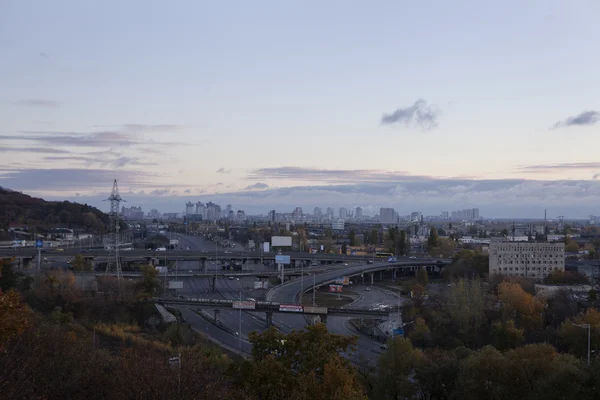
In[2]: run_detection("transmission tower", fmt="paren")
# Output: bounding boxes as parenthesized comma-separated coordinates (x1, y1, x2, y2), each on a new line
(105, 179, 125, 282)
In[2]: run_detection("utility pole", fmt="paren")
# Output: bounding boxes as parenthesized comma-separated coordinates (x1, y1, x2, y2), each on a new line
(312, 273, 316, 306)
(239, 290, 242, 350)
(104, 179, 124, 287)
(574, 323, 591, 366)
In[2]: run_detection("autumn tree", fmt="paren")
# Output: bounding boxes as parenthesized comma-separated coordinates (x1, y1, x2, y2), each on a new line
(427, 227, 439, 248)
(237, 324, 364, 400)
(71, 254, 91, 271)
(491, 319, 524, 351)
(497, 281, 545, 332)
(0, 290, 30, 351)
(559, 308, 600, 360)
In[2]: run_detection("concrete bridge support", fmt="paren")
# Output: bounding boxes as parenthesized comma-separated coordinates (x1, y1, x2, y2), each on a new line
(319, 314, 328, 324)
(392, 269, 397, 280)
(213, 309, 220, 324)
(380, 271, 383, 281)
(370, 273, 374, 285)
(265, 311, 273, 328)
(201, 259, 207, 272)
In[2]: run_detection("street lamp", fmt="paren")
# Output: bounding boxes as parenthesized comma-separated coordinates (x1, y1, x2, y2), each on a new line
(573, 323, 591, 366)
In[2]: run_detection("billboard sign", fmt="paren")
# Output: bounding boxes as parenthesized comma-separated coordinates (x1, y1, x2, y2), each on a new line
(334, 277, 350, 285)
(168, 281, 184, 289)
(275, 255, 291, 264)
(329, 284, 343, 293)
(279, 304, 303, 313)
(392, 328, 405, 336)
(233, 301, 256, 310)
(35, 239, 43, 248)
(169, 239, 179, 245)
(271, 236, 292, 247)
(253, 281, 269, 289)
(263, 242, 270, 253)
(303, 306, 328, 314)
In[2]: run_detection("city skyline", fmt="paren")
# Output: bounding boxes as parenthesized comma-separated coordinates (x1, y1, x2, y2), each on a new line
(1, 1, 600, 217)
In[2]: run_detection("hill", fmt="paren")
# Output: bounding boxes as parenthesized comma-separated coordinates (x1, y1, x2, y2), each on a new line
(0, 186, 109, 234)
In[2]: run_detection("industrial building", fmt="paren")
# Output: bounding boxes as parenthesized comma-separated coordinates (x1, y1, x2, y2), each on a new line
(488, 239, 565, 280)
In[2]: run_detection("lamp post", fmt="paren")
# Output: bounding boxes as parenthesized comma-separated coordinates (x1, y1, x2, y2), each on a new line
(574, 323, 591, 366)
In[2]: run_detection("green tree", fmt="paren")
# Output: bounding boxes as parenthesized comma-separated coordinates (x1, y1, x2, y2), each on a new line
(375, 337, 422, 400)
(398, 230, 407, 256)
(416, 267, 429, 286)
(491, 320, 524, 351)
(341, 243, 348, 255)
(427, 227, 439, 248)
(369, 229, 379, 246)
(70, 254, 90, 272)
(349, 229, 356, 246)
(445, 278, 487, 347)
(139, 265, 161, 296)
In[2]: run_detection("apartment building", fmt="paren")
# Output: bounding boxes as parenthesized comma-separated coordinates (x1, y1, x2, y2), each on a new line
(489, 239, 565, 280)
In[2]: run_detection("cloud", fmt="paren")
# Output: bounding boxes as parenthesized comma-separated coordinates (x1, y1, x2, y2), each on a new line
(121, 124, 183, 133)
(216, 167, 232, 174)
(245, 182, 269, 190)
(149, 189, 171, 196)
(381, 99, 440, 130)
(13, 99, 60, 108)
(518, 162, 600, 173)
(0, 168, 153, 192)
(0, 147, 71, 154)
(552, 110, 600, 128)
(249, 167, 429, 183)
(42, 154, 155, 168)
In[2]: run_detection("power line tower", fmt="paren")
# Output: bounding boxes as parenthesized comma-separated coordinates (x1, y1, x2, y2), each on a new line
(105, 179, 125, 283)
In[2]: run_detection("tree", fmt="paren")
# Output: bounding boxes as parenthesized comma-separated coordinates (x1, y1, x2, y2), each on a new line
(559, 308, 600, 359)
(375, 337, 422, 400)
(444, 278, 487, 347)
(139, 265, 161, 296)
(0, 290, 30, 351)
(349, 229, 356, 246)
(455, 346, 510, 400)
(563, 236, 578, 252)
(71, 254, 90, 272)
(408, 317, 432, 347)
(427, 227, 439, 248)
(497, 281, 545, 332)
(369, 229, 379, 246)
(416, 267, 429, 286)
(239, 324, 364, 400)
(398, 230, 407, 256)
(341, 243, 348, 255)
(491, 319, 524, 351)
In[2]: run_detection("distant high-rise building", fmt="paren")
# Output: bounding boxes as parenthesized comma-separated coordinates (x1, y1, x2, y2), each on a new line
(410, 212, 422, 223)
(326, 207, 335, 220)
(313, 207, 322, 220)
(185, 202, 194, 215)
(380, 208, 396, 224)
(339, 207, 348, 219)
(236, 210, 246, 222)
(355, 207, 363, 219)
(269, 210, 276, 221)
(293, 207, 303, 220)
(441, 211, 449, 220)
(450, 208, 480, 221)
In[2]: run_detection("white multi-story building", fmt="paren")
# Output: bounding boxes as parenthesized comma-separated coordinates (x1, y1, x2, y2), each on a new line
(332, 218, 345, 231)
(489, 239, 565, 280)
(185, 202, 194, 215)
(339, 207, 348, 219)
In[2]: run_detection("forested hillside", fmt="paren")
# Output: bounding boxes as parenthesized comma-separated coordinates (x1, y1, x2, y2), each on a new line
(0, 187, 109, 232)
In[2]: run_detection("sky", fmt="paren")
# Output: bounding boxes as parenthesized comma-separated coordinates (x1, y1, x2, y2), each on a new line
(1, 0, 599, 218)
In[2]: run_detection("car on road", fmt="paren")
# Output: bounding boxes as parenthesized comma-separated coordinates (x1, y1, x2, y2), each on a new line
(55, 248, 64, 252)
(344, 263, 348, 266)
(365, 287, 371, 291)
(380, 344, 389, 350)
(228, 276, 234, 280)
(367, 260, 374, 264)
(409, 256, 416, 259)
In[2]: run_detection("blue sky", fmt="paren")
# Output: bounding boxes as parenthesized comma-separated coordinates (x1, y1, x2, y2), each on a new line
(1, 0, 599, 218)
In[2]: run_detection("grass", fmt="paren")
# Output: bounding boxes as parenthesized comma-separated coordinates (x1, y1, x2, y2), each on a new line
(300, 287, 358, 307)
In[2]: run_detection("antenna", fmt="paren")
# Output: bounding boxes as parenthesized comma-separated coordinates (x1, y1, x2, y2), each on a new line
(512, 221, 516, 242)
(104, 179, 125, 285)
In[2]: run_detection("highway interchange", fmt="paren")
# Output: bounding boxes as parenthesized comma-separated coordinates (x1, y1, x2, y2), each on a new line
(171, 234, 407, 361)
